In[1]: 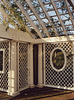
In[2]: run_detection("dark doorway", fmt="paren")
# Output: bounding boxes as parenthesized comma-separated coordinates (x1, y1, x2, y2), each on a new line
(33, 44, 38, 85)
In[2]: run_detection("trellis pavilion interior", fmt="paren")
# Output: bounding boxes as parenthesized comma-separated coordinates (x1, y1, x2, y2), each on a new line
(0, 0, 74, 96)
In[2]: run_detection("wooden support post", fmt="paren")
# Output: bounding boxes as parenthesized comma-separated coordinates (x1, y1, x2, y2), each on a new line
(29, 44, 34, 88)
(38, 44, 43, 87)
(8, 42, 19, 96)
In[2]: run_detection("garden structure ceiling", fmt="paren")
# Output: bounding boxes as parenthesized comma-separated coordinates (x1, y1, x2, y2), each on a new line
(0, 0, 74, 41)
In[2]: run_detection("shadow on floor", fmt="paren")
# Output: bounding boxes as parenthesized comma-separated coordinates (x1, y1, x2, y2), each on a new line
(10, 87, 74, 100)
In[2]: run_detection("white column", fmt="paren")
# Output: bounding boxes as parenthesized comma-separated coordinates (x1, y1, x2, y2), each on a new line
(8, 42, 19, 96)
(38, 44, 43, 87)
(29, 44, 34, 87)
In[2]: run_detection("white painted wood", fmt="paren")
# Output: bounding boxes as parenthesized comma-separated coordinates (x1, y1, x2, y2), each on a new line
(29, 44, 34, 87)
(8, 42, 19, 96)
(64, 0, 74, 26)
(0, 25, 34, 42)
(14, 0, 42, 38)
(0, 8, 9, 19)
(50, 0, 69, 41)
(34, 35, 74, 44)
(43, 44, 46, 85)
(38, 44, 43, 87)
(37, 0, 58, 36)
(26, 0, 49, 37)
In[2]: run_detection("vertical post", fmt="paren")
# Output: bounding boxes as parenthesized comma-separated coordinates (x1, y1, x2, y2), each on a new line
(29, 44, 34, 87)
(8, 42, 19, 96)
(73, 42, 74, 88)
(38, 44, 43, 87)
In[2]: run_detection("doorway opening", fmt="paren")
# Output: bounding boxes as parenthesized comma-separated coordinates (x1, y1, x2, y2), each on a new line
(33, 44, 38, 85)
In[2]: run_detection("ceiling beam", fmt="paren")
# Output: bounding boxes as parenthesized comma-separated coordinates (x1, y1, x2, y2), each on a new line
(37, 0, 58, 37)
(0, 25, 34, 42)
(34, 35, 74, 44)
(14, 0, 42, 38)
(26, 0, 50, 37)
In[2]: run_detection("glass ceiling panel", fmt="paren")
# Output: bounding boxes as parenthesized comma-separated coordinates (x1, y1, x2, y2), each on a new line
(42, 18, 49, 23)
(60, 14, 70, 20)
(35, 7, 43, 13)
(42, 0, 51, 4)
(58, 8, 68, 14)
(48, 11, 56, 16)
(31, 0, 39, 7)
(63, 20, 72, 25)
(65, 25, 74, 31)
(38, 13, 46, 18)
(55, 0, 66, 8)
(44, 4, 54, 11)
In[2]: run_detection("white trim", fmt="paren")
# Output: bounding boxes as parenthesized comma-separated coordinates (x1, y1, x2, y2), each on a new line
(28, 44, 30, 87)
(0, 88, 8, 92)
(72, 42, 74, 87)
(50, 47, 67, 72)
(44, 85, 74, 90)
(43, 44, 46, 85)
(8, 41, 11, 94)
(34, 35, 74, 44)
(18, 42, 19, 91)
(0, 49, 5, 73)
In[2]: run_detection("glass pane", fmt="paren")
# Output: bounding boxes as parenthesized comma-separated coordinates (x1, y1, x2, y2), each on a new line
(42, 0, 51, 4)
(44, 4, 54, 11)
(48, 11, 56, 16)
(55, 1, 66, 8)
(52, 49, 64, 70)
(58, 8, 68, 14)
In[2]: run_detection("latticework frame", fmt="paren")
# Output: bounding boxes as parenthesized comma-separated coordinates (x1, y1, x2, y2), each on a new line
(44, 42, 74, 89)
(19, 42, 29, 90)
(0, 41, 10, 92)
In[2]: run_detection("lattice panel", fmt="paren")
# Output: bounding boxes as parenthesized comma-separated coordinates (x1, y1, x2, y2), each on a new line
(45, 42, 73, 88)
(19, 43, 29, 90)
(0, 41, 9, 91)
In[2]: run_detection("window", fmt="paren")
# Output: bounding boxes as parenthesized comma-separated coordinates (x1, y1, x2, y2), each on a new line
(50, 48, 66, 72)
(0, 50, 4, 73)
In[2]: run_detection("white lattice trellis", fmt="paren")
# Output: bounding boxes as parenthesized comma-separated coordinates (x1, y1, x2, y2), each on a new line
(19, 43, 29, 90)
(0, 41, 10, 92)
(44, 42, 74, 90)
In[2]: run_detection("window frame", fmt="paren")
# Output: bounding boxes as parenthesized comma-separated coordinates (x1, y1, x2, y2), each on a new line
(50, 47, 67, 72)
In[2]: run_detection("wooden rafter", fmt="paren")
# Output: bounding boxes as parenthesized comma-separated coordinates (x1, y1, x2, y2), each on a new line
(65, 0, 74, 26)
(26, 0, 50, 37)
(50, 0, 70, 41)
(14, 0, 42, 38)
(37, 0, 58, 36)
